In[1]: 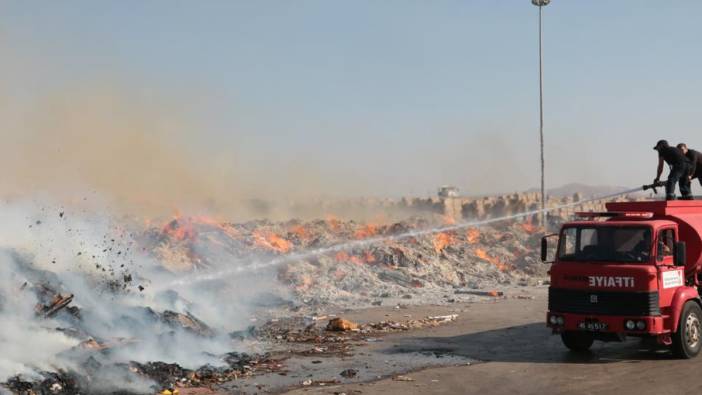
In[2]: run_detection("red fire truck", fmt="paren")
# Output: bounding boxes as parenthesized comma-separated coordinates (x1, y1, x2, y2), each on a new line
(542, 200, 702, 358)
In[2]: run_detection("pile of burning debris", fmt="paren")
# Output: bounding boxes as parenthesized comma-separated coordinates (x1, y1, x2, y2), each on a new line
(4, 353, 283, 395)
(0, 253, 286, 394)
(0, 241, 290, 395)
(4, 355, 281, 394)
(144, 214, 548, 308)
(1, 264, 459, 395)
(0, 205, 547, 394)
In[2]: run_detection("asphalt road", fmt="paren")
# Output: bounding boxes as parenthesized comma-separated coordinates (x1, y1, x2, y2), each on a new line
(285, 288, 701, 395)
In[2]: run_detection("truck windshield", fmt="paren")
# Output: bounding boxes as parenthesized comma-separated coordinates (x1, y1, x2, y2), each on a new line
(558, 226, 652, 263)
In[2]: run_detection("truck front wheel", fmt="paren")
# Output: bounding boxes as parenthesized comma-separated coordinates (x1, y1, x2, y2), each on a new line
(673, 301, 702, 359)
(560, 331, 594, 352)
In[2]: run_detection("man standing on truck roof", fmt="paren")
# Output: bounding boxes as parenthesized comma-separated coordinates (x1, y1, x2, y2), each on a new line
(677, 143, 702, 188)
(654, 139, 692, 200)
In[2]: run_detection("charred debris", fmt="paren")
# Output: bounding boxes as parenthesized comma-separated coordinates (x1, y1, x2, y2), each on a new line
(2, 211, 551, 394)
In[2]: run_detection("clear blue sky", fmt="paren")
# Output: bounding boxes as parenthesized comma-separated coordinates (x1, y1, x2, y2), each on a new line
(2, 1, 701, 199)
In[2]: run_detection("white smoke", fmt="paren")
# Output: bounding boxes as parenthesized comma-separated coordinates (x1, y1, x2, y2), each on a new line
(0, 251, 80, 379)
(0, 198, 281, 392)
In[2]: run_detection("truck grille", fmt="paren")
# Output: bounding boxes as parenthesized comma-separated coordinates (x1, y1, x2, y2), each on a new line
(548, 288, 660, 316)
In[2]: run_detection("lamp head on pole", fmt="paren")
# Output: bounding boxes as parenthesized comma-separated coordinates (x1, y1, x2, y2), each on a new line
(531, 0, 550, 6)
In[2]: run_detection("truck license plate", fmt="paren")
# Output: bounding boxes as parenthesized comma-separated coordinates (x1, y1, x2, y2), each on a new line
(578, 321, 608, 331)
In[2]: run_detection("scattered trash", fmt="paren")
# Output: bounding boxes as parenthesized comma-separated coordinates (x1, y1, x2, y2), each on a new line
(340, 369, 359, 378)
(0, 203, 557, 393)
(426, 314, 458, 323)
(160, 310, 215, 337)
(327, 318, 359, 332)
(454, 290, 505, 297)
(147, 215, 549, 311)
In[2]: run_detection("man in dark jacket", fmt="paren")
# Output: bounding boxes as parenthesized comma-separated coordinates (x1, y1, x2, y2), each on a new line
(677, 143, 702, 188)
(654, 140, 692, 200)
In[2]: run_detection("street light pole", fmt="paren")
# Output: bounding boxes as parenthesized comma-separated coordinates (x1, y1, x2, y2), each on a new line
(532, 0, 549, 227)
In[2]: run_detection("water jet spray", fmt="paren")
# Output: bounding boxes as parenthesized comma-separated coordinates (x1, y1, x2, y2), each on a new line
(164, 186, 646, 290)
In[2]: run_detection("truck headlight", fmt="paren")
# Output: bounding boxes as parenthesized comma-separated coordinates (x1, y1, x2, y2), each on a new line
(549, 315, 558, 325)
(556, 316, 564, 325)
(636, 320, 646, 330)
(625, 320, 636, 330)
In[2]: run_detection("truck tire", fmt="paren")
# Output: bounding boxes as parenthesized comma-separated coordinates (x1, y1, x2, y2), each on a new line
(560, 331, 594, 352)
(673, 301, 702, 359)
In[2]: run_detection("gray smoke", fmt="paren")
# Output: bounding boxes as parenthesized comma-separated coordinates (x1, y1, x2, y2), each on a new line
(0, 199, 280, 392)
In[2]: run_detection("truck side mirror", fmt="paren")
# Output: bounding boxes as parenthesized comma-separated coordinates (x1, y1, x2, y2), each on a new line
(675, 241, 686, 267)
(541, 238, 548, 261)
(541, 234, 558, 263)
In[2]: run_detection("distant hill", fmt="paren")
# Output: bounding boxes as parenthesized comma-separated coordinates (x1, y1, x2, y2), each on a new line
(528, 183, 630, 198)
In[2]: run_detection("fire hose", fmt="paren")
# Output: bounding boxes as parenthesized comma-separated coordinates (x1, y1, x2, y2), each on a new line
(642, 180, 666, 194)
(170, 181, 671, 288)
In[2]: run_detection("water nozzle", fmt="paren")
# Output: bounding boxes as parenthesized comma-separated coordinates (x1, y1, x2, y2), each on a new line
(643, 180, 666, 194)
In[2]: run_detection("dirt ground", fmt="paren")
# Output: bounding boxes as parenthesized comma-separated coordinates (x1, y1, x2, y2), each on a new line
(283, 287, 700, 395)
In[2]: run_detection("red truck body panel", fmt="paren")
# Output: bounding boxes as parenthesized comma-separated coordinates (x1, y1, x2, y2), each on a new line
(547, 200, 702, 340)
(606, 200, 702, 277)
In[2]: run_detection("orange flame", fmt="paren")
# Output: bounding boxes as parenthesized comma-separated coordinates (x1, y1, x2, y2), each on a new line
(354, 223, 378, 239)
(441, 215, 456, 225)
(162, 218, 197, 242)
(519, 219, 539, 234)
(161, 215, 240, 242)
(466, 228, 480, 244)
(295, 274, 314, 291)
(326, 215, 341, 233)
(475, 248, 511, 272)
(433, 232, 455, 253)
(253, 230, 292, 253)
(349, 256, 365, 265)
(335, 250, 376, 265)
(289, 224, 311, 241)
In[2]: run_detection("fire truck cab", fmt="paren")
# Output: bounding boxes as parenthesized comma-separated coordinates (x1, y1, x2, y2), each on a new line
(542, 200, 702, 358)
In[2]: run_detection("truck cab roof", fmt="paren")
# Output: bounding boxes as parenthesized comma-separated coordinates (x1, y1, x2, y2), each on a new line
(564, 220, 677, 228)
(566, 200, 702, 276)
(606, 200, 702, 216)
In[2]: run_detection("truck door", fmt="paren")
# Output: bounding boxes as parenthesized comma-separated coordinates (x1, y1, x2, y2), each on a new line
(657, 229, 675, 266)
(658, 228, 684, 307)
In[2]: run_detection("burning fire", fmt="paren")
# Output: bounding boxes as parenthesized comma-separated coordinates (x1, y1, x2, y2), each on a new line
(441, 215, 456, 225)
(354, 223, 378, 239)
(466, 228, 480, 244)
(519, 218, 539, 234)
(326, 214, 342, 233)
(474, 248, 510, 272)
(289, 224, 311, 241)
(334, 250, 376, 265)
(160, 215, 240, 242)
(161, 217, 197, 242)
(253, 230, 293, 253)
(433, 232, 455, 253)
(296, 274, 314, 291)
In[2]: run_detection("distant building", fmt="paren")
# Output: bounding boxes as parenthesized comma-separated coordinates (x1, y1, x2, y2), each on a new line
(438, 186, 459, 198)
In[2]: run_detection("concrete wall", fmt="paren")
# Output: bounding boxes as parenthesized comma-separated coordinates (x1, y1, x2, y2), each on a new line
(286, 191, 641, 222)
